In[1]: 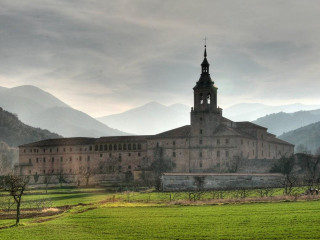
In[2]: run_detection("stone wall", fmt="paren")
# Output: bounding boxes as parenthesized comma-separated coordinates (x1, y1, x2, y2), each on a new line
(161, 173, 284, 191)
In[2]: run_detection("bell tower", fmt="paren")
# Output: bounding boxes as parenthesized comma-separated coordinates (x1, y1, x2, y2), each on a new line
(190, 45, 222, 138)
(193, 45, 218, 113)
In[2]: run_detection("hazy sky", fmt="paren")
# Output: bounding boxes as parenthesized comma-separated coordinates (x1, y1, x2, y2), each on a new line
(0, 0, 319, 117)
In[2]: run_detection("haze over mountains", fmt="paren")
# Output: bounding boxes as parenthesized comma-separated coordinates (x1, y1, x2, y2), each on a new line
(223, 103, 320, 122)
(97, 102, 191, 135)
(1, 84, 320, 152)
(0, 85, 127, 138)
(253, 110, 320, 136)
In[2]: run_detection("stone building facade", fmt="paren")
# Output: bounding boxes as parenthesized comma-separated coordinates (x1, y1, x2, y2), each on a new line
(18, 46, 294, 185)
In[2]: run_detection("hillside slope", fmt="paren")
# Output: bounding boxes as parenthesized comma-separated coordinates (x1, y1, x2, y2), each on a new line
(0, 107, 61, 146)
(279, 121, 320, 153)
(28, 107, 128, 138)
(0, 85, 127, 137)
(253, 110, 320, 136)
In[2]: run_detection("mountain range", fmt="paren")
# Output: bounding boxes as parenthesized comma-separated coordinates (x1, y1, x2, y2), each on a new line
(223, 103, 320, 122)
(97, 102, 190, 135)
(253, 110, 320, 136)
(0, 85, 127, 138)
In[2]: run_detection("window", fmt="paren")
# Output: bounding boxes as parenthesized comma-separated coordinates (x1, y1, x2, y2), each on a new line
(89, 146, 92, 151)
(29, 170, 31, 174)
(128, 144, 132, 150)
(137, 144, 141, 150)
(29, 159, 32, 164)
(200, 93, 204, 104)
(128, 153, 131, 157)
(70, 148, 72, 152)
(133, 144, 136, 150)
(79, 156, 82, 161)
(123, 144, 127, 150)
(207, 93, 211, 104)
(225, 139, 229, 144)
(217, 151, 220, 157)
(50, 148, 52, 153)
(217, 139, 220, 145)
(60, 157, 63, 162)
(199, 152, 202, 157)
(100, 154, 103, 158)
(36, 158, 39, 163)
(138, 152, 141, 157)
(200, 161, 203, 168)
(63, 148, 66, 152)
(43, 157, 46, 163)
(70, 157, 72, 161)
(57, 148, 59, 152)
(173, 152, 176, 157)
(199, 139, 202, 145)
(200, 129, 203, 134)
(104, 145, 108, 151)
(109, 145, 112, 151)
(114, 144, 117, 151)
(226, 151, 229, 157)
(200, 117, 203, 121)
(173, 141, 176, 146)
(95, 145, 98, 151)
(87, 156, 90, 161)
(52, 157, 54, 162)
(118, 144, 122, 150)
(128, 165, 131, 169)
(100, 145, 103, 151)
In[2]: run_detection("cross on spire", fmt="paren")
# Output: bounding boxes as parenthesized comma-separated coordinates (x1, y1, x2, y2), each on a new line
(203, 37, 207, 47)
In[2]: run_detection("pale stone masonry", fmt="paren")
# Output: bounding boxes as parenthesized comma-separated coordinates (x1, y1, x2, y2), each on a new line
(18, 46, 294, 184)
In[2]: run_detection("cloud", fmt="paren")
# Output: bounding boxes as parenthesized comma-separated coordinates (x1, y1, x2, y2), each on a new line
(0, 0, 320, 116)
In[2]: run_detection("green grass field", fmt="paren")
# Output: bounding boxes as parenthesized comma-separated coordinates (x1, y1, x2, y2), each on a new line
(1, 188, 320, 239)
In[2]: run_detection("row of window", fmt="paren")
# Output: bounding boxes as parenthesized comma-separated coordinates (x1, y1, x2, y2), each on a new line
(28, 152, 142, 164)
(24, 143, 143, 154)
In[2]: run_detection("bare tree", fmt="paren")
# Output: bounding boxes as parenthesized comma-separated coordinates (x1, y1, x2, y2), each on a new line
(297, 153, 320, 189)
(270, 155, 297, 195)
(1, 174, 29, 225)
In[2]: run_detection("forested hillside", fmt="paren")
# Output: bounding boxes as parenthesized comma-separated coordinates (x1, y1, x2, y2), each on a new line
(0, 107, 61, 146)
(279, 121, 320, 153)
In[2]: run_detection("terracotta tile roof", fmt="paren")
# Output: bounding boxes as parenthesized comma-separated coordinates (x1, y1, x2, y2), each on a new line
(151, 125, 191, 139)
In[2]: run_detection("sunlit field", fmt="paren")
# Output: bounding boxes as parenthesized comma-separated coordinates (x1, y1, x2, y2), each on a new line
(1, 188, 320, 239)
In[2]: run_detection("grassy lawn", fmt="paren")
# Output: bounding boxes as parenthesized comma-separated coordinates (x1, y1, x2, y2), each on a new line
(1, 188, 320, 239)
(0, 201, 320, 239)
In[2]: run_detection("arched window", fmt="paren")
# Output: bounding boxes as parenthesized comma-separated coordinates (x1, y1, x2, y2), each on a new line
(207, 93, 211, 104)
(114, 144, 117, 151)
(118, 144, 122, 150)
(200, 93, 204, 104)
(109, 145, 112, 151)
